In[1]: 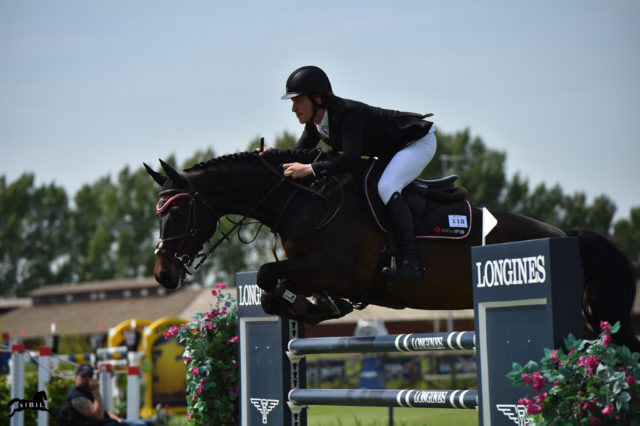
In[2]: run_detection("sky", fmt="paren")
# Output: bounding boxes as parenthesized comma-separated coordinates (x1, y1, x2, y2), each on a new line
(1, 0, 639, 221)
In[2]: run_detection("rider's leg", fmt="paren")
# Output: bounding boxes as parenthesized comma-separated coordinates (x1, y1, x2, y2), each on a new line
(378, 131, 436, 284)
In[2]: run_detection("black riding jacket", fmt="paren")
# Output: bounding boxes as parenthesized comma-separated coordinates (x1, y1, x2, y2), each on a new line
(295, 96, 433, 178)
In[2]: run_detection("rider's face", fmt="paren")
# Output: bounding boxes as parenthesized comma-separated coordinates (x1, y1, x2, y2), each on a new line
(291, 95, 323, 124)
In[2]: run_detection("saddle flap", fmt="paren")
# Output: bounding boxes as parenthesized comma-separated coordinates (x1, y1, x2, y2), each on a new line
(364, 159, 473, 239)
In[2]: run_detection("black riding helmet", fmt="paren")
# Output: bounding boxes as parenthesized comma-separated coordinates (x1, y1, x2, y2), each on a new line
(281, 66, 332, 100)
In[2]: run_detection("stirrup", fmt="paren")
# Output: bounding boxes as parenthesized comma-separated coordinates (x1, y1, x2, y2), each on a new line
(384, 259, 424, 285)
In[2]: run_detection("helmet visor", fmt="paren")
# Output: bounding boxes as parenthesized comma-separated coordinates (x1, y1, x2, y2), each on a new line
(281, 91, 302, 100)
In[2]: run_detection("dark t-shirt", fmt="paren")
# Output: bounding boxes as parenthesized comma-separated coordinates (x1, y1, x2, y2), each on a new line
(65, 386, 111, 426)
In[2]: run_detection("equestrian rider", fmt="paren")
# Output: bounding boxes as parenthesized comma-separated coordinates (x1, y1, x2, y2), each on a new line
(279, 66, 437, 284)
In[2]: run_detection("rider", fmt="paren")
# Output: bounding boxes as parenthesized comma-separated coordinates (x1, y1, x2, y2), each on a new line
(278, 65, 437, 284)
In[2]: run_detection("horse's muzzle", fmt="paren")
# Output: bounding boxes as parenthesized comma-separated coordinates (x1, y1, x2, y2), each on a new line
(154, 256, 184, 290)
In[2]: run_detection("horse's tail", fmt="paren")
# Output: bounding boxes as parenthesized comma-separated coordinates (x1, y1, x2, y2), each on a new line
(567, 229, 640, 352)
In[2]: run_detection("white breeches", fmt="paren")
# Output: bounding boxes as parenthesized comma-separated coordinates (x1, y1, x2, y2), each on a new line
(378, 130, 437, 204)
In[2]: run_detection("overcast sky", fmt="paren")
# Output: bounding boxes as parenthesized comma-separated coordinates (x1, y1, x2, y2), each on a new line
(1, 0, 638, 221)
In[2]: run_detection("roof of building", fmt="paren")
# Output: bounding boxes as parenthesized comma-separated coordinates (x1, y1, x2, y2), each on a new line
(0, 280, 216, 339)
(30, 278, 159, 296)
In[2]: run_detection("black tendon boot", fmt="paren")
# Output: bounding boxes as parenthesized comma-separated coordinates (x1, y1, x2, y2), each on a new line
(382, 192, 424, 284)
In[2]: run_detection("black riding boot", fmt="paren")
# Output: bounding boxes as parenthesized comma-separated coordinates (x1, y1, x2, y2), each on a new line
(382, 192, 424, 284)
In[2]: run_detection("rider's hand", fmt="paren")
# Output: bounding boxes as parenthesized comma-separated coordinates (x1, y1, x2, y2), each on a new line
(257, 146, 273, 156)
(282, 162, 313, 179)
(89, 378, 100, 391)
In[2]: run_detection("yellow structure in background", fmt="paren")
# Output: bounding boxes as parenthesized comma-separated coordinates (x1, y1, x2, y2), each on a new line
(109, 317, 188, 418)
(108, 318, 152, 349)
(141, 317, 188, 418)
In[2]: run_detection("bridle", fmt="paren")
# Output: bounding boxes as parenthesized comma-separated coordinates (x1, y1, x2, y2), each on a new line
(154, 151, 345, 277)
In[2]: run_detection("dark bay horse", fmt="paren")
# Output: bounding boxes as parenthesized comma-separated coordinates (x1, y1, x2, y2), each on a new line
(145, 149, 639, 352)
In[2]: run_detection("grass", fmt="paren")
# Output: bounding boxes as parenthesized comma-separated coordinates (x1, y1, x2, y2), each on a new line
(307, 406, 479, 426)
(167, 407, 479, 426)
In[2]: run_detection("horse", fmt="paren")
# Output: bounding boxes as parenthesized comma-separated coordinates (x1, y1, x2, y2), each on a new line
(144, 149, 640, 352)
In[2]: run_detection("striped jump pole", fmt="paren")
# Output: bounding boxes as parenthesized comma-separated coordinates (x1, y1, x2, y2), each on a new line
(288, 331, 475, 355)
(288, 388, 478, 410)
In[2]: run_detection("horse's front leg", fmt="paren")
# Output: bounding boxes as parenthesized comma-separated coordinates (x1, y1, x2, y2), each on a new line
(257, 258, 352, 324)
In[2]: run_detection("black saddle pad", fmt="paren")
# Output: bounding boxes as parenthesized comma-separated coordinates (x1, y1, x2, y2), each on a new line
(363, 159, 473, 239)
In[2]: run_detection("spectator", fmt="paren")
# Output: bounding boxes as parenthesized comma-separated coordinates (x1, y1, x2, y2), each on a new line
(64, 363, 153, 426)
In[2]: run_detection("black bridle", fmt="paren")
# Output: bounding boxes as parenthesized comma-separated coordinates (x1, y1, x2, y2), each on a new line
(154, 151, 344, 277)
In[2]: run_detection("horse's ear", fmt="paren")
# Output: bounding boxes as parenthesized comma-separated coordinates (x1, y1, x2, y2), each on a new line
(144, 163, 167, 187)
(159, 159, 189, 188)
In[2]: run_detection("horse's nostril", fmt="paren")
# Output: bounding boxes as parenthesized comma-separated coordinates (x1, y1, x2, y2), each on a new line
(155, 270, 177, 289)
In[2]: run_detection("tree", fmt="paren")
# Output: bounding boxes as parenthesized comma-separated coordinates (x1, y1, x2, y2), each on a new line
(419, 129, 507, 208)
(613, 207, 640, 265)
(0, 174, 72, 296)
(1, 128, 637, 298)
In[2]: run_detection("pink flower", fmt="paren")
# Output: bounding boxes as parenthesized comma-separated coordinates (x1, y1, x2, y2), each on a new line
(626, 376, 636, 386)
(196, 378, 207, 394)
(519, 397, 542, 415)
(211, 289, 220, 297)
(188, 413, 194, 420)
(184, 356, 191, 365)
(192, 367, 201, 376)
(532, 371, 546, 392)
(205, 322, 213, 330)
(528, 404, 543, 415)
(521, 373, 532, 385)
(229, 335, 239, 343)
(217, 282, 227, 289)
(600, 321, 611, 334)
(583, 400, 596, 411)
(602, 333, 613, 347)
(550, 349, 560, 364)
(163, 325, 180, 340)
(578, 355, 599, 375)
(602, 403, 615, 416)
(534, 392, 548, 404)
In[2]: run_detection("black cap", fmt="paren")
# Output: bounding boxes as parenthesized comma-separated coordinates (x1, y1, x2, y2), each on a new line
(76, 363, 94, 376)
(282, 66, 332, 100)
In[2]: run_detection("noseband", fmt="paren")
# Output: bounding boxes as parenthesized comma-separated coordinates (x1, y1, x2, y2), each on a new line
(155, 190, 219, 275)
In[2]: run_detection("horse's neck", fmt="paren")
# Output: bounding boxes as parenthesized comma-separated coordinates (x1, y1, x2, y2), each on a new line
(190, 158, 289, 225)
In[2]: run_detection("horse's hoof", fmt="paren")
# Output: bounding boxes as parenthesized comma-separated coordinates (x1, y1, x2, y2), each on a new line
(261, 293, 282, 315)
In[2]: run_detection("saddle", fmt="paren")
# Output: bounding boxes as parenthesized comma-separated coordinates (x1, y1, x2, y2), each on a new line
(363, 159, 473, 239)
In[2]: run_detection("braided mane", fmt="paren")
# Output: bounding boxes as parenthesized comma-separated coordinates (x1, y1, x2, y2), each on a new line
(184, 149, 323, 173)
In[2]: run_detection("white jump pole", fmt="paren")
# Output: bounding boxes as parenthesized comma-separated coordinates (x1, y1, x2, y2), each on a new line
(10, 344, 25, 426)
(37, 346, 52, 426)
(99, 363, 115, 412)
(127, 366, 141, 420)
